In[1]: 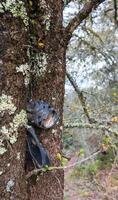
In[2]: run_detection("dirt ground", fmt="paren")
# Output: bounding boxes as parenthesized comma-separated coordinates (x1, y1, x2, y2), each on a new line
(64, 160, 118, 200)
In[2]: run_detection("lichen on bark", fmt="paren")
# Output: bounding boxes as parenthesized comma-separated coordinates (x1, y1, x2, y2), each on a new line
(16, 63, 30, 86)
(0, 93, 27, 154)
(0, 94, 17, 115)
(30, 52, 48, 77)
(0, 0, 28, 26)
(0, 109, 27, 155)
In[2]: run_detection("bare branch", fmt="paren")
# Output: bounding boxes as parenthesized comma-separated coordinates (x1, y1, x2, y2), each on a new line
(64, 0, 105, 44)
(113, 0, 118, 25)
(64, 122, 118, 137)
(26, 150, 101, 179)
(66, 72, 96, 123)
(81, 26, 104, 44)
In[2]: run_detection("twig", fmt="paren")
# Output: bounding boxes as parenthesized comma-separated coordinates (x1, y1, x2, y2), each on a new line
(82, 26, 104, 44)
(26, 150, 101, 179)
(66, 72, 96, 123)
(64, 122, 118, 136)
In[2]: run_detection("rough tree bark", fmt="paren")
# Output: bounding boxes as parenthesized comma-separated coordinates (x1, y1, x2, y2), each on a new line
(0, 11, 28, 199)
(26, 0, 65, 199)
(0, 0, 106, 200)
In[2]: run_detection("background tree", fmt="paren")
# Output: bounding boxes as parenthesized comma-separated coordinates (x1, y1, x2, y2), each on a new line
(0, 0, 106, 199)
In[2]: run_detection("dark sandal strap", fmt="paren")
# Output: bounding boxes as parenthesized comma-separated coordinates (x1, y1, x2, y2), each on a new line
(27, 127, 51, 168)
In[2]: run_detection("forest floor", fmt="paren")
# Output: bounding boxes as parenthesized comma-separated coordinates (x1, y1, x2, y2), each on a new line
(64, 157, 118, 200)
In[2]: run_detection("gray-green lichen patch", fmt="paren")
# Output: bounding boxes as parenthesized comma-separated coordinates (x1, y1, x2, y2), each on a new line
(52, 97, 56, 101)
(31, 52, 48, 77)
(1, 126, 17, 144)
(16, 63, 30, 86)
(0, 110, 27, 154)
(12, 110, 27, 130)
(0, 94, 17, 115)
(0, 144, 7, 155)
(52, 129, 57, 134)
(60, 126, 63, 131)
(6, 179, 15, 192)
(38, 53, 47, 75)
(16, 152, 20, 160)
(0, 171, 3, 176)
(7, 163, 10, 167)
(40, 0, 51, 31)
(43, 14, 51, 31)
(40, 0, 47, 8)
(0, 0, 28, 26)
(1, 110, 27, 143)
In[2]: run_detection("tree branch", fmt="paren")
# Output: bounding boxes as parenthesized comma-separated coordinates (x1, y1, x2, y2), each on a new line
(64, 0, 105, 44)
(64, 122, 118, 137)
(26, 150, 101, 179)
(66, 72, 96, 123)
(81, 26, 104, 44)
(113, 0, 118, 25)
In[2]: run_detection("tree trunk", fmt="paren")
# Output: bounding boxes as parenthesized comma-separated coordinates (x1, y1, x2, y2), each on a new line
(0, 12, 28, 199)
(0, 0, 104, 199)
(0, 0, 65, 199)
(26, 1, 65, 199)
